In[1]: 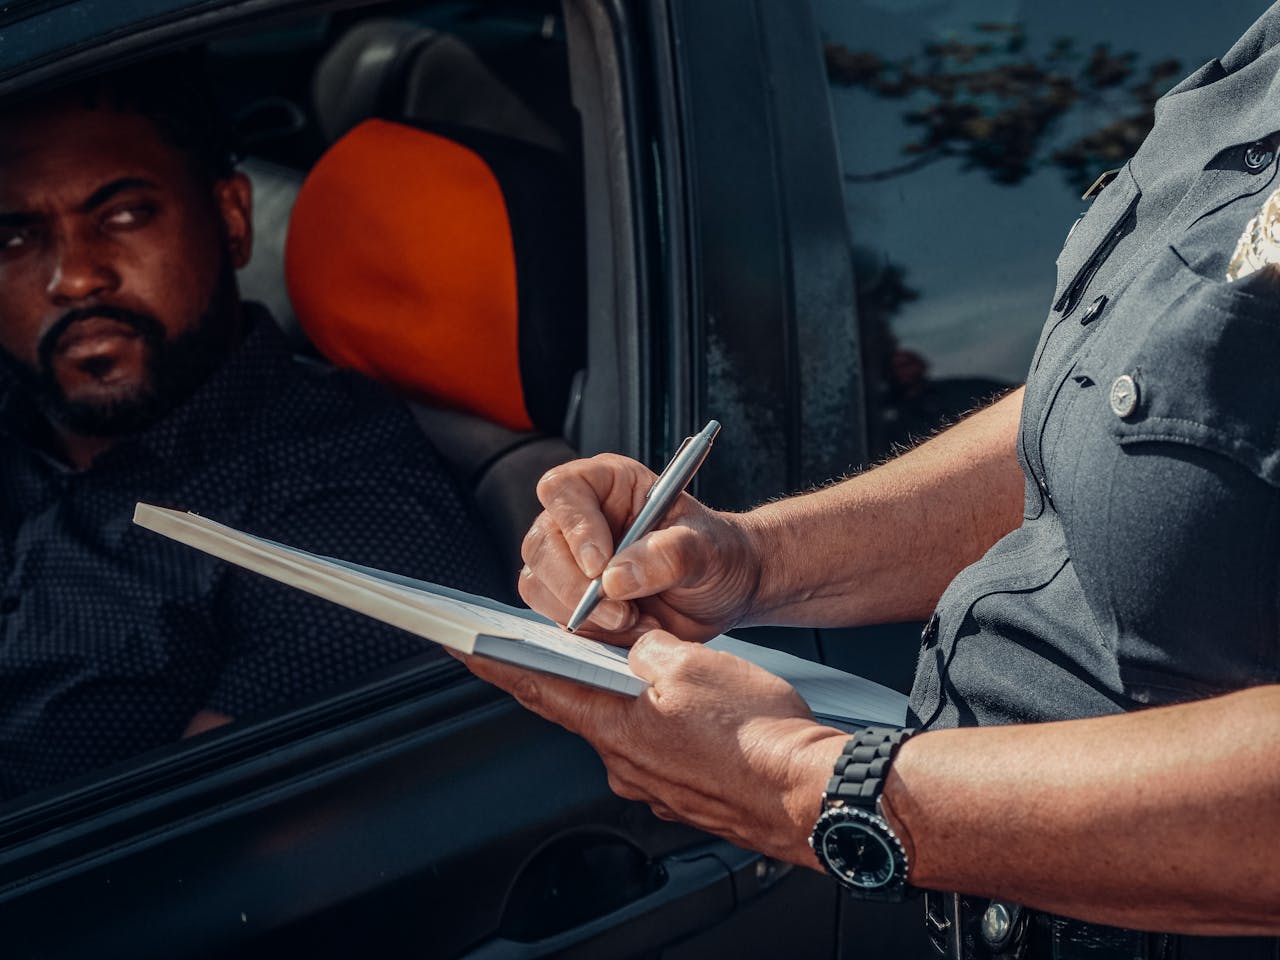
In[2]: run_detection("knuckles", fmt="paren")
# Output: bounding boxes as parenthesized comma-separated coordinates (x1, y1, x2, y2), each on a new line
(649, 636, 701, 682)
(606, 771, 643, 801)
(534, 468, 567, 504)
(520, 512, 554, 565)
(510, 673, 543, 711)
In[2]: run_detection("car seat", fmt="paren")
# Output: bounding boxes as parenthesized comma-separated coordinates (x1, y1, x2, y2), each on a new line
(312, 17, 568, 156)
(284, 116, 585, 574)
(237, 156, 304, 337)
(235, 18, 585, 575)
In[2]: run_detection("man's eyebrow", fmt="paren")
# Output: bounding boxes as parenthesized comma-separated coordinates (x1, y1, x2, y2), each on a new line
(0, 211, 38, 228)
(0, 177, 160, 226)
(79, 177, 158, 213)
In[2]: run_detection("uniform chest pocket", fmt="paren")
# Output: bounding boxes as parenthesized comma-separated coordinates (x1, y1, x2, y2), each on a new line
(1087, 260, 1280, 484)
(1051, 164, 1141, 319)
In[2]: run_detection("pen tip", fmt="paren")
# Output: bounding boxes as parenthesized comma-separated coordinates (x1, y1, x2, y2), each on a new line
(566, 579, 602, 633)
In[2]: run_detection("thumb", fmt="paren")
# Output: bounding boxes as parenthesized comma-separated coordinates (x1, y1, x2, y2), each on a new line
(628, 628, 711, 687)
(602, 524, 706, 600)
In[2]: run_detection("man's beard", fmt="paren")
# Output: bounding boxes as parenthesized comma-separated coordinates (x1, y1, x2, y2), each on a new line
(7, 259, 240, 438)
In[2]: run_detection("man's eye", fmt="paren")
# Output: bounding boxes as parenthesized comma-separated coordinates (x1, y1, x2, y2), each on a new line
(104, 204, 155, 228)
(0, 228, 33, 253)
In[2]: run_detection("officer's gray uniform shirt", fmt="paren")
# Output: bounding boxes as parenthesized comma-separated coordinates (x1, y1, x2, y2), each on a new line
(909, 4, 1280, 733)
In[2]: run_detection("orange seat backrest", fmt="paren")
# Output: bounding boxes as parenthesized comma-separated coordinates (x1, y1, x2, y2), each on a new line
(284, 118, 533, 431)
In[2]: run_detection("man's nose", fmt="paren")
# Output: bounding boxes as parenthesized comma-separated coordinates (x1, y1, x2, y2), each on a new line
(45, 230, 120, 304)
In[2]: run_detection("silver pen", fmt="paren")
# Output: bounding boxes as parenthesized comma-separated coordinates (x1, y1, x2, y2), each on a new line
(566, 419, 721, 633)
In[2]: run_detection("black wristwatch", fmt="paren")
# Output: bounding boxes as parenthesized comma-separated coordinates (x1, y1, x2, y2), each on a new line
(809, 725, 917, 901)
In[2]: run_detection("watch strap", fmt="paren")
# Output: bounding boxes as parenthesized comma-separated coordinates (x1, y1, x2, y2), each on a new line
(825, 725, 916, 809)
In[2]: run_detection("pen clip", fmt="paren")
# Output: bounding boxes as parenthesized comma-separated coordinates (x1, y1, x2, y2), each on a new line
(646, 436, 695, 499)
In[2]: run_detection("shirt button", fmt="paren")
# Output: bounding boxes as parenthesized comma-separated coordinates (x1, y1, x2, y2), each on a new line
(0, 596, 18, 615)
(1109, 374, 1140, 418)
(1035, 474, 1053, 507)
(1244, 141, 1275, 172)
(1080, 294, 1108, 325)
(920, 613, 940, 648)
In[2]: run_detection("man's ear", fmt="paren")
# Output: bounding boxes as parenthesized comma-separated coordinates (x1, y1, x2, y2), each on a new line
(214, 172, 254, 270)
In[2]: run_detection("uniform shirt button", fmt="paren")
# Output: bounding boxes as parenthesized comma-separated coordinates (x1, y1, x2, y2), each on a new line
(1080, 294, 1108, 325)
(1109, 374, 1140, 418)
(920, 613, 940, 648)
(1244, 141, 1275, 172)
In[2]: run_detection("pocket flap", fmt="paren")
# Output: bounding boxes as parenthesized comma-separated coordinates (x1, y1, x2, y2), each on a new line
(1098, 269, 1280, 485)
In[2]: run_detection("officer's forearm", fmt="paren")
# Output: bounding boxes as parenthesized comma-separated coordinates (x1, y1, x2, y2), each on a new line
(741, 386, 1026, 627)
(879, 685, 1280, 935)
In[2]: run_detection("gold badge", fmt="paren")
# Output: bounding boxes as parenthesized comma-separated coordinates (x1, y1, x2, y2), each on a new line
(1227, 187, 1280, 281)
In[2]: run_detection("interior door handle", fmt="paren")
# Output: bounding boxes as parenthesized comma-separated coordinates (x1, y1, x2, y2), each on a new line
(460, 850, 736, 960)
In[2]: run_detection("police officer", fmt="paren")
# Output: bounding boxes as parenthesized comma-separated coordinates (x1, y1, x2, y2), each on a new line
(462, 5, 1280, 957)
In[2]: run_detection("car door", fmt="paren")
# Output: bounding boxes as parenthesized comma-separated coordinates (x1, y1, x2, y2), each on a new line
(0, 1, 864, 957)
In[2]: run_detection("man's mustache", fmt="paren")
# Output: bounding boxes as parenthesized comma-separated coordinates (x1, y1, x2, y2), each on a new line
(37, 305, 164, 371)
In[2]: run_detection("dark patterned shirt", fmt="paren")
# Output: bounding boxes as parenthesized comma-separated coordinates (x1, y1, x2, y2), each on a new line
(0, 309, 505, 802)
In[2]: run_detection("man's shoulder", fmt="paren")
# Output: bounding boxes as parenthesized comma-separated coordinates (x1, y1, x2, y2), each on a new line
(234, 306, 421, 436)
(203, 349, 470, 524)
(251, 352, 431, 457)
(230, 357, 484, 518)
(1222, 3, 1280, 72)
(192, 313, 475, 525)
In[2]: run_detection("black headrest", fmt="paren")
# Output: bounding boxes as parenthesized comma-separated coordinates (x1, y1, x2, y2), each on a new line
(313, 18, 564, 155)
(437, 122, 584, 432)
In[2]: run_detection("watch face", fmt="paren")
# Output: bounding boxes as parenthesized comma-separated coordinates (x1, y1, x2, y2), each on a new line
(820, 818, 898, 889)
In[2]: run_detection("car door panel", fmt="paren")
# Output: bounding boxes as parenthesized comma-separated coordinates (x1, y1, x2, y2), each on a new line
(0, 661, 838, 959)
(0, 0, 894, 957)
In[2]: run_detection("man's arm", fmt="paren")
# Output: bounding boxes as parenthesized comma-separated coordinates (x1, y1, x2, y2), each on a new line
(521, 388, 1025, 638)
(884, 683, 1280, 934)
(461, 635, 1280, 936)
(742, 385, 1025, 627)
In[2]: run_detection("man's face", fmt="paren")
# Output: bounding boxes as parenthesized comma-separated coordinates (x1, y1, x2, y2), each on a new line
(0, 98, 252, 436)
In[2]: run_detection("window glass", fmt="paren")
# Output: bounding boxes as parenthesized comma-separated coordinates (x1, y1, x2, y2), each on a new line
(0, 0, 579, 812)
(813, 0, 1262, 455)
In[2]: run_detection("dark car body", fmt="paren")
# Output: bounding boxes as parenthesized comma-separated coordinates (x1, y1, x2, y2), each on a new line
(0, 0, 1259, 957)
(0, 2, 912, 956)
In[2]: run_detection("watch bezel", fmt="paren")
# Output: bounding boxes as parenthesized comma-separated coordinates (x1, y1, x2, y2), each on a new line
(810, 804, 911, 901)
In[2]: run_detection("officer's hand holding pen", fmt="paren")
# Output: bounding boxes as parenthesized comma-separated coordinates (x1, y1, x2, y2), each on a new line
(567, 421, 721, 632)
(518, 423, 761, 644)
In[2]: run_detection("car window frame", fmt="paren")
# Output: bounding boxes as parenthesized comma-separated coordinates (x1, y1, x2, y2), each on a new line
(0, 0, 597, 831)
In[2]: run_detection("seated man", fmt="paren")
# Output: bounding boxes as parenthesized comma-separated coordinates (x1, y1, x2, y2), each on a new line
(0, 60, 506, 801)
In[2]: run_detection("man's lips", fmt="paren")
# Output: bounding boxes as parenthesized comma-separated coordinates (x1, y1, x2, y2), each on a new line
(52, 315, 143, 361)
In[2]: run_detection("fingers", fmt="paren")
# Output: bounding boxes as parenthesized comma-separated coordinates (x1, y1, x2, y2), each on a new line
(518, 519, 635, 632)
(602, 757, 748, 836)
(463, 652, 635, 739)
(521, 455, 665, 632)
(627, 630, 811, 719)
(535, 455, 654, 578)
(627, 629, 713, 686)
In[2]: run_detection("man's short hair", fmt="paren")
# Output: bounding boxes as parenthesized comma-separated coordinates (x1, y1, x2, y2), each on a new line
(52, 53, 239, 183)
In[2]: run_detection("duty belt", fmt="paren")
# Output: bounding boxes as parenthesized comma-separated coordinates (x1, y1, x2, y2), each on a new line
(924, 893, 1280, 960)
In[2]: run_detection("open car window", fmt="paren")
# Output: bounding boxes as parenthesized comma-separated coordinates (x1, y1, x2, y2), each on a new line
(0, 0, 585, 815)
